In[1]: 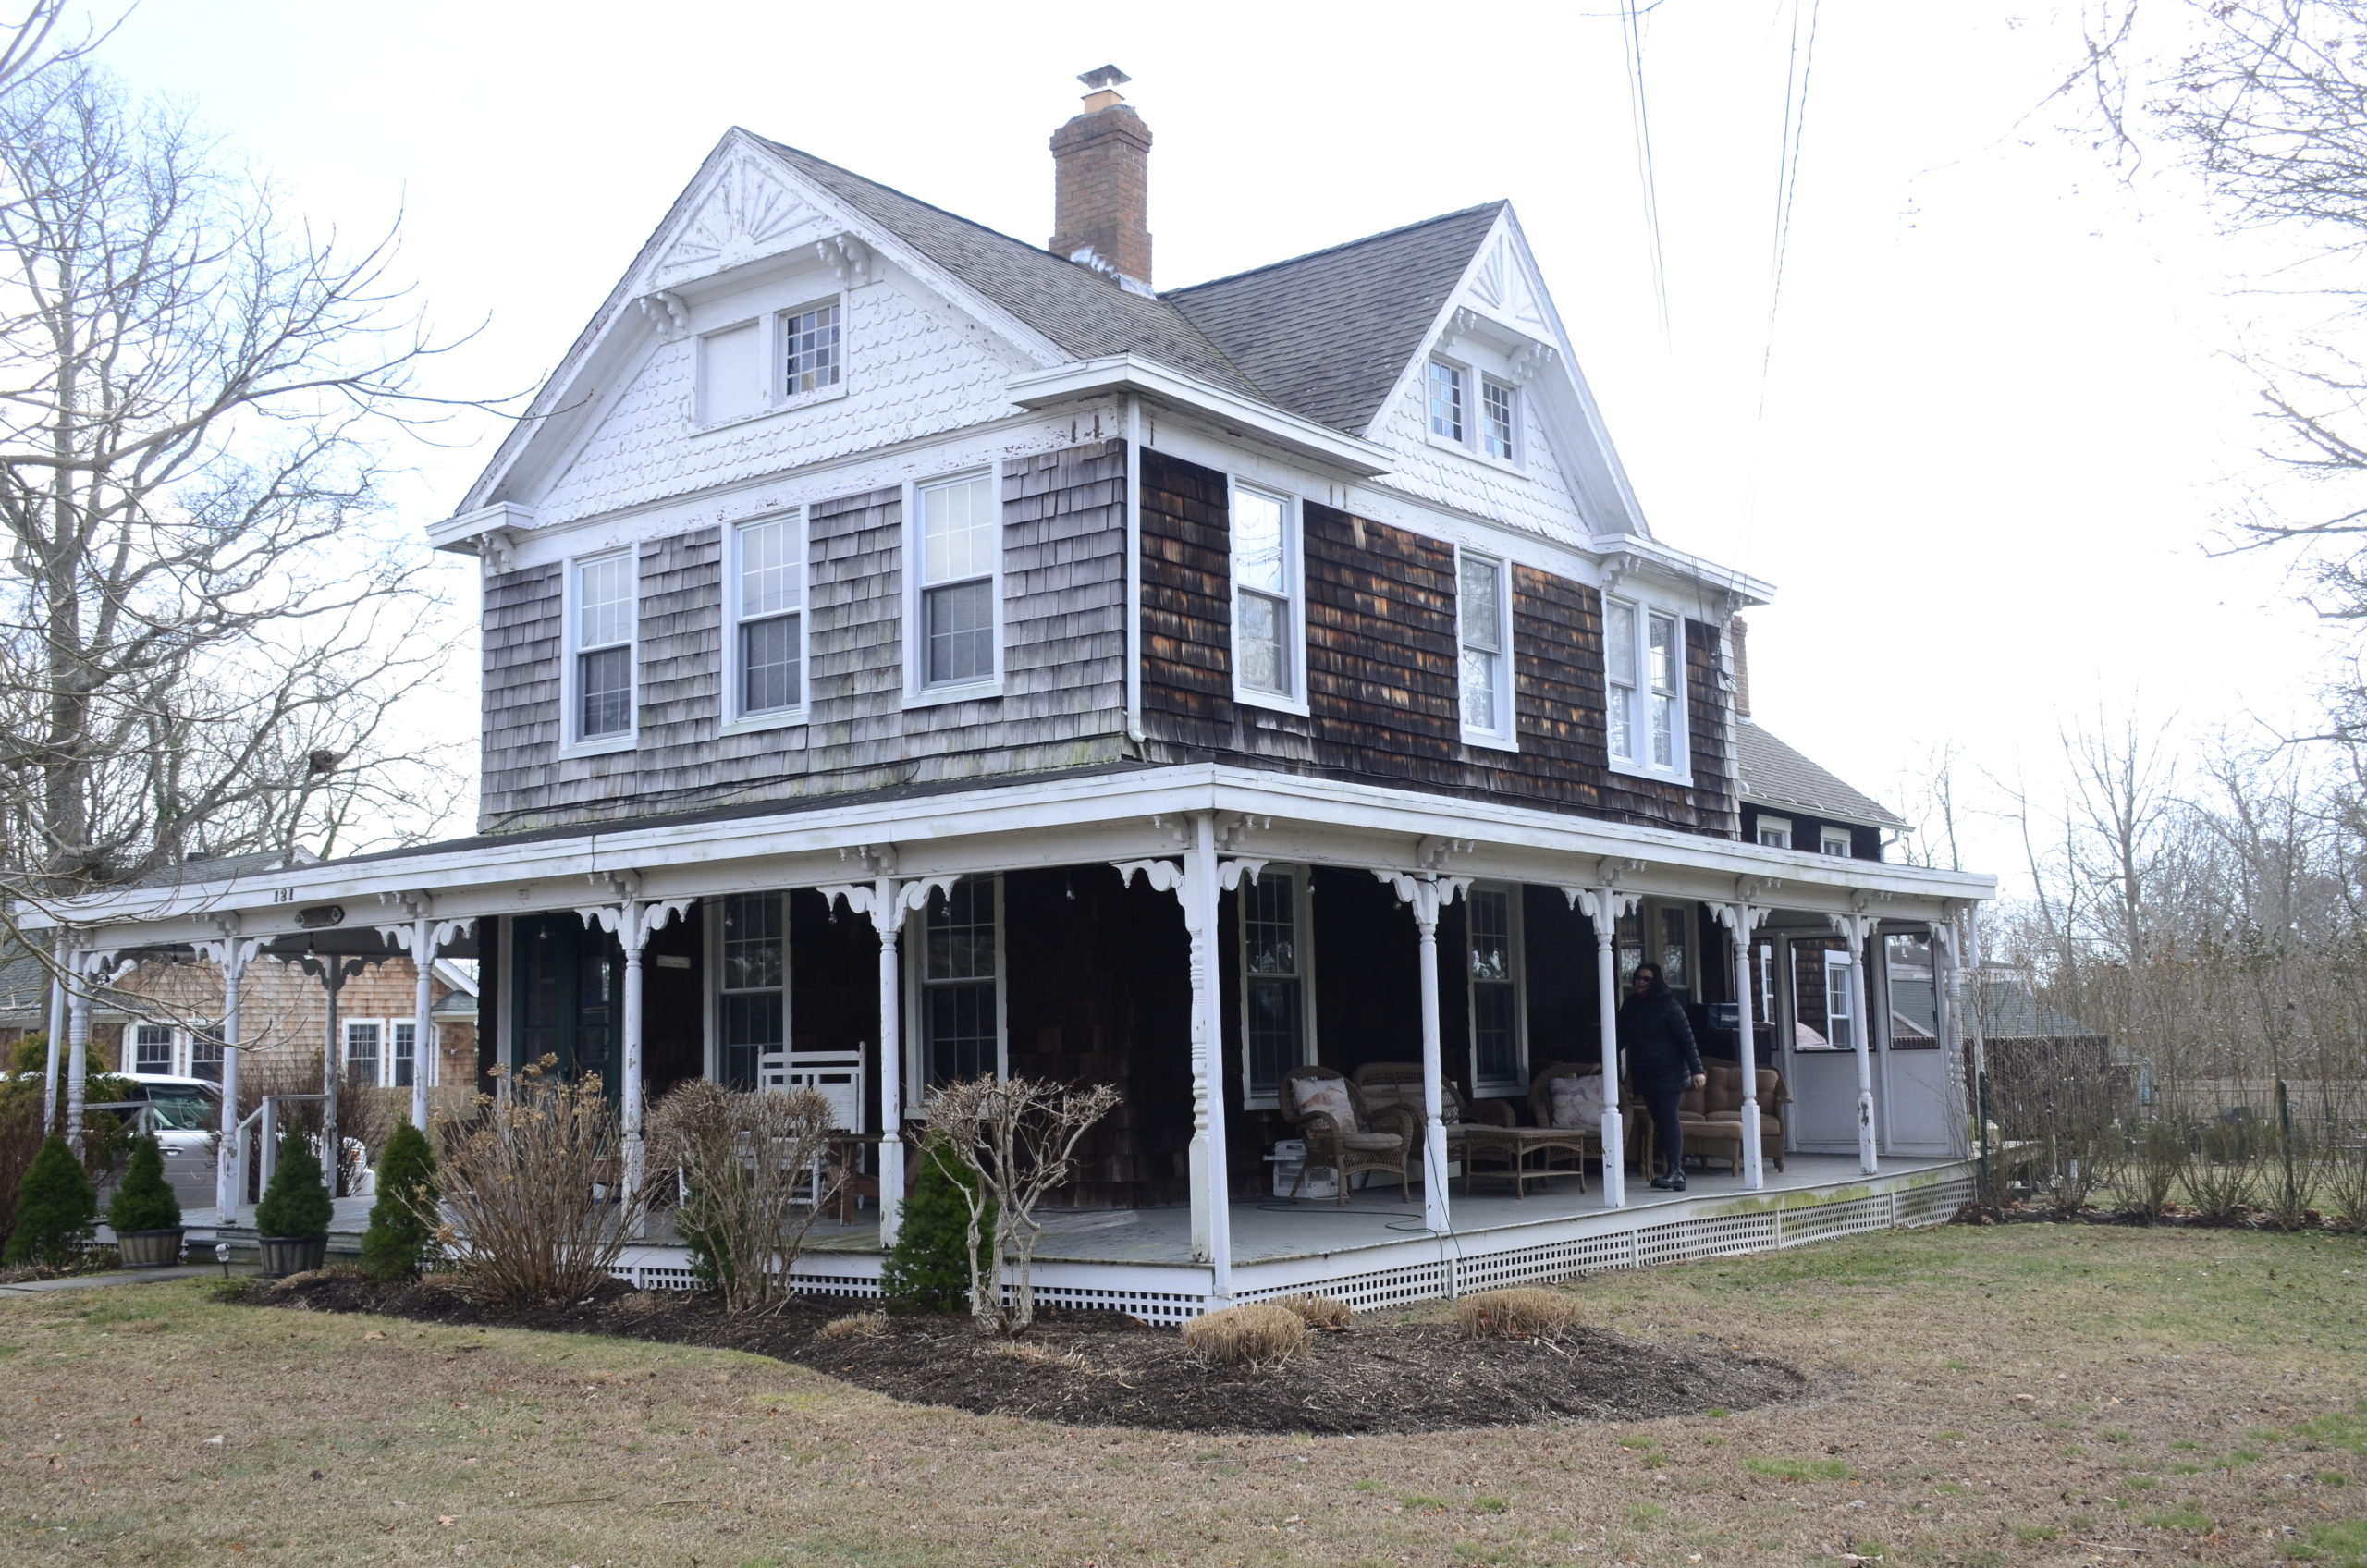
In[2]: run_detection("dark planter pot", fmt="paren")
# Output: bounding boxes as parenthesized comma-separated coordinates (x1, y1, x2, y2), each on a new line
(115, 1228, 184, 1269)
(257, 1235, 328, 1278)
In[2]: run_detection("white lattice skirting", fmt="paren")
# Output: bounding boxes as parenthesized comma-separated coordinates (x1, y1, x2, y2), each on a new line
(609, 1164, 1975, 1325)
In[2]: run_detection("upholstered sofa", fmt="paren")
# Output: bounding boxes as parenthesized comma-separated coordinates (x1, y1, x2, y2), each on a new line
(1654, 1062, 1789, 1176)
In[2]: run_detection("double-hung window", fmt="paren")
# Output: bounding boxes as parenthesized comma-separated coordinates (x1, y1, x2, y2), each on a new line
(391, 1022, 418, 1090)
(1482, 378, 1518, 461)
(1427, 360, 1466, 441)
(133, 1023, 175, 1075)
(343, 1021, 382, 1086)
(1821, 827, 1852, 857)
(1239, 869, 1312, 1107)
(570, 551, 635, 747)
(731, 514, 804, 723)
(779, 301, 840, 397)
(1605, 598, 1685, 777)
(914, 472, 998, 692)
(1466, 886, 1525, 1094)
(1232, 483, 1302, 707)
(1458, 550, 1513, 743)
(918, 877, 1001, 1093)
(717, 891, 787, 1091)
(1824, 950, 1857, 1050)
(189, 1032, 223, 1084)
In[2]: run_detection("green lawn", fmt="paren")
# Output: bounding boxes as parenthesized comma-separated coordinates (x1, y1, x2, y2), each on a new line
(1, 1223, 2361, 1565)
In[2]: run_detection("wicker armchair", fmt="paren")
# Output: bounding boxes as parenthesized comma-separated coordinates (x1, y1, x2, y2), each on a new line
(1280, 1065, 1413, 1203)
(1352, 1062, 1587, 1197)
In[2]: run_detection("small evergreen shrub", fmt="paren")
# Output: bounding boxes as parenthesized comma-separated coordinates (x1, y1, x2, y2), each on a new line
(106, 1134, 181, 1233)
(5, 1134, 97, 1266)
(253, 1128, 333, 1240)
(878, 1133, 986, 1314)
(359, 1121, 438, 1282)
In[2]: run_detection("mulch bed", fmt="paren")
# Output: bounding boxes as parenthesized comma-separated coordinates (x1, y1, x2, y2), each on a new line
(242, 1272, 1809, 1435)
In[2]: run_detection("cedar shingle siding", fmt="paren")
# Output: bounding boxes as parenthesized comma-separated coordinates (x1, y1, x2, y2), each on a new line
(1137, 448, 1740, 834)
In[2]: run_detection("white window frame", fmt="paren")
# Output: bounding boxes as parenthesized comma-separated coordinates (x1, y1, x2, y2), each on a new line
(904, 876, 1008, 1109)
(723, 509, 810, 734)
(1228, 478, 1308, 716)
(707, 890, 792, 1089)
(1236, 865, 1318, 1111)
(1455, 546, 1516, 750)
(1757, 815, 1794, 851)
(1464, 882, 1529, 1097)
(903, 468, 1004, 706)
(773, 295, 847, 409)
(1479, 375, 1522, 466)
(130, 1022, 180, 1076)
(692, 291, 849, 433)
(391, 1020, 419, 1090)
(1426, 357, 1468, 446)
(1824, 949, 1857, 1051)
(1602, 594, 1691, 785)
(560, 547, 638, 758)
(1821, 826, 1853, 858)
(342, 1019, 386, 1087)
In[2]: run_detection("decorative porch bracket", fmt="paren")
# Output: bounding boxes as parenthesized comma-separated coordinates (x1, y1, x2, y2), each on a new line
(820, 865, 955, 1249)
(578, 885, 690, 1215)
(377, 899, 476, 1133)
(62, 947, 134, 1155)
(1826, 904, 1884, 1176)
(1376, 869, 1469, 1234)
(192, 924, 266, 1223)
(1710, 884, 1775, 1193)
(1114, 820, 1260, 1295)
(1564, 873, 1643, 1208)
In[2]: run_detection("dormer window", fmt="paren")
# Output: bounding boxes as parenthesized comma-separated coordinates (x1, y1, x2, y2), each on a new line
(1757, 815, 1793, 851)
(1427, 361, 1466, 442)
(1482, 378, 1518, 461)
(1821, 827, 1853, 857)
(781, 301, 840, 396)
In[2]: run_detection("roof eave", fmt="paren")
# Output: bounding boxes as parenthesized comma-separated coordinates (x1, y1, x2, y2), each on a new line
(1008, 356, 1395, 478)
(1739, 790, 1908, 832)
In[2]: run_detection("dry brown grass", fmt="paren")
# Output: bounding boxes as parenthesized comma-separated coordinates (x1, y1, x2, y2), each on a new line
(1456, 1285, 1581, 1341)
(815, 1309, 887, 1341)
(1272, 1292, 1352, 1330)
(1182, 1302, 1310, 1366)
(3, 1225, 2362, 1567)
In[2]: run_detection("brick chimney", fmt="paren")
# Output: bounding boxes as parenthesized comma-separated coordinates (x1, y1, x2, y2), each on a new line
(1727, 616, 1752, 719)
(1049, 65, 1153, 288)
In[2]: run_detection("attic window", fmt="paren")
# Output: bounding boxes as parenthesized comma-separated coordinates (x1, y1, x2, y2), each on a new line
(1757, 816, 1793, 851)
(1427, 361, 1466, 442)
(780, 301, 840, 397)
(1821, 827, 1853, 857)
(1482, 378, 1518, 461)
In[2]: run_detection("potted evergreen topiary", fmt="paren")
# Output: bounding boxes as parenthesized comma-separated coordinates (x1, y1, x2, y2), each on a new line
(5, 1134, 97, 1268)
(358, 1121, 438, 1283)
(253, 1127, 334, 1277)
(106, 1134, 183, 1268)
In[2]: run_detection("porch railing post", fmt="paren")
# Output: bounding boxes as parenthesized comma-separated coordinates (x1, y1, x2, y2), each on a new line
(875, 870, 905, 1248)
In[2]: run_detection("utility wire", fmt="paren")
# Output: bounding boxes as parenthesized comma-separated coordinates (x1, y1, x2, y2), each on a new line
(1760, 0, 1823, 417)
(1620, 0, 1672, 346)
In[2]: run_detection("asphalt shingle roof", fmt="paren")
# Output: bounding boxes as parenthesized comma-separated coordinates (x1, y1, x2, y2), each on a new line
(1735, 719, 1906, 829)
(1163, 203, 1505, 435)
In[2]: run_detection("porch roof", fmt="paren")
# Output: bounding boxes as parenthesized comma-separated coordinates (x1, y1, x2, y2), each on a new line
(31, 763, 1995, 950)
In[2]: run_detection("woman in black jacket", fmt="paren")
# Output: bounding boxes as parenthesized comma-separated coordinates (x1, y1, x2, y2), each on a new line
(1618, 962, 1705, 1191)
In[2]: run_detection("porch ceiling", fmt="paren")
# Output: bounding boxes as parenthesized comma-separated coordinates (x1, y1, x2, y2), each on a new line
(38, 763, 1994, 949)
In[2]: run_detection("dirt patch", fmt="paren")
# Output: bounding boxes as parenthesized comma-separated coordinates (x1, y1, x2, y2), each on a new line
(245, 1272, 1808, 1434)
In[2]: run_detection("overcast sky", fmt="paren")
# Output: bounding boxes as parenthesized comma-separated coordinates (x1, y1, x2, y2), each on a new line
(94, 1, 2342, 886)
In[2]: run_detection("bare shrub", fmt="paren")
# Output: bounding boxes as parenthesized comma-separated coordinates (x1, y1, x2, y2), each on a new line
(1183, 1303, 1308, 1367)
(2263, 1083, 2328, 1231)
(1456, 1287, 1581, 1341)
(426, 1059, 646, 1305)
(920, 1075, 1121, 1337)
(1274, 1292, 1352, 1331)
(816, 1310, 888, 1342)
(2321, 1120, 2367, 1228)
(2186, 1115, 2266, 1222)
(2116, 1119, 2191, 1221)
(645, 1080, 840, 1313)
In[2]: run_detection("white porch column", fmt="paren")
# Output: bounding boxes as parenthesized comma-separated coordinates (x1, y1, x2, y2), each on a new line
(1380, 870, 1466, 1234)
(874, 872, 905, 1247)
(1829, 911, 1881, 1175)
(65, 952, 92, 1155)
(196, 926, 261, 1225)
(411, 916, 436, 1131)
(1713, 892, 1770, 1192)
(575, 888, 683, 1212)
(42, 970, 65, 1136)
(1566, 886, 1638, 1209)
(321, 960, 342, 1196)
(1930, 916, 1963, 1155)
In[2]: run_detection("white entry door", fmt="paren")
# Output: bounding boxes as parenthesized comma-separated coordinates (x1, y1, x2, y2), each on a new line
(1784, 937, 1864, 1153)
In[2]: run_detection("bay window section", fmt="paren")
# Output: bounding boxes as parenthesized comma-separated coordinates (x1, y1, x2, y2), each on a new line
(915, 472, 997, 692)
(1232, 484, 1300, 706)
(1466, 886, 1525, 1094)
(1458, 551, 1512, 742)
(732, 514, 804, 721)
(918, 877, 1000, 1092)
(1240, 870, 1311, 1106)
(717, 892, 787, 1092)
(571, 551, 635, 745)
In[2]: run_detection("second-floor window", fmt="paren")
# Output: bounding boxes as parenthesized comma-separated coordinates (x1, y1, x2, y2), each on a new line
(1606, 598, 1684, 775)
(1428, 360, 1466, 441)
(1233, 483, 1301, 705)
(1821, 827, 1853, 857)
(572, 551, 635, 744)
(732, 514, 804, 720)
(1757, 816, 1793, 851)
(915, 472, 997, 691)
(1458, 550, 1513, 743)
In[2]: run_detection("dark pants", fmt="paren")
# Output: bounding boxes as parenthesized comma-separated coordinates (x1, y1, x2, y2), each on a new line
(1640, 1084, 1685, 1177)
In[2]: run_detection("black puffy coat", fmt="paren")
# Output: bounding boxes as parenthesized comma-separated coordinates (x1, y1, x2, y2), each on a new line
(1618, 984, 1704, 1093)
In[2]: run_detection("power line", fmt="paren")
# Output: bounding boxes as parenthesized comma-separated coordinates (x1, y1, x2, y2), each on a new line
(1760, 0, 1823, 415)
(1621, 0, 1672, 346)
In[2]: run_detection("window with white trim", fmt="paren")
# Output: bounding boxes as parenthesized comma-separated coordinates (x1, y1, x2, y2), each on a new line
(1821, 827, 1852, 857)
(133, 1023, 175, 1074)
(1482, 377, 1518, 461)
(343, 1021, 381, 1085)
(1231, 484, 1302, 705)
(189, 1032, 223, 1084)
(1466, 885, 1526, 1094)
(1757, 816, 1793, 851)
(779, 300, 840, 397)
(1239, 868, 1312, 1107)
(914, 472, 998, 691)
(570, 551, 635, 745)
(717, 891, 787, 1091)
(917, 877, 1001, 1093)
(1427, 360, 1466, 441)
(730, 513, 805, 722)
(1605, 598, 1686, 777)
(1458, 550, 1513, 742)
(698, 320, 765, 426)
(1824, 950, 1857, 1050)
(392, 1021, 418, 1090)
(1617, 898, 1696, 996)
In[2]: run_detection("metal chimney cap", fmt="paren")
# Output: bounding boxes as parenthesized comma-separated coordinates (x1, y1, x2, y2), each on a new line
(1078, 65, 1131, 91)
